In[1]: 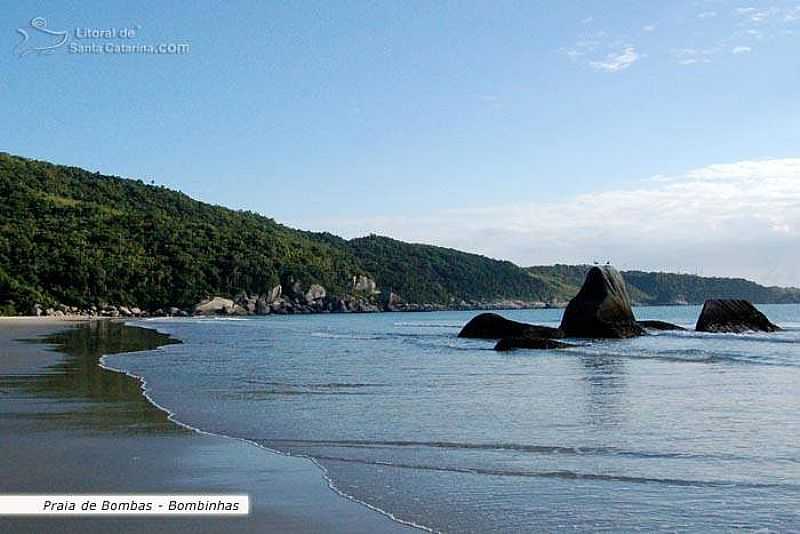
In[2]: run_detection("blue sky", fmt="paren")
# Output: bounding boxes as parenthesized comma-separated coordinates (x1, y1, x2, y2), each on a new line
(2, 1, 799, 285)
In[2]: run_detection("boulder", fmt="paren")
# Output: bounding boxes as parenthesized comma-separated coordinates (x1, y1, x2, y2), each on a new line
(384, 292, 403, 311)
(266, 285, 282, 303)
(494, 336, 574, 352)
(353, 275, 379, 294)
(559, 266, 645, 339)
(638, 320, 686, 331)
(194, 296, 235, 315)
(695, 299, 780, 333)
(255, 296, 271, 315)
(458, 312, 564, 339)
(305, 284, 326, 302)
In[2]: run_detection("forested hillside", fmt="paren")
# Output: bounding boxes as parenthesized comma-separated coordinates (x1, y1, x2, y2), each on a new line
(526, 265, 800, 305)
(1, 153, 797, 316)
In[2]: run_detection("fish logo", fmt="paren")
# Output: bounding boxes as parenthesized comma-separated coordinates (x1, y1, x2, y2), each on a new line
(15, 17, 69, 57)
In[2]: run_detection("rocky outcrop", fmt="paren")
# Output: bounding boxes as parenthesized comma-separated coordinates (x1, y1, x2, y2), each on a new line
(458, 312, 564, 339)
(194, 296, 235, 315)
(559, 266, 645, 338)
(353, 275, 379, 294)
(267, 285, 282, 303)
(695, 299, 780, 333)
(638, 320, 686, 331)
(494, 336, 574, 352)
(305, 284, 326, 302)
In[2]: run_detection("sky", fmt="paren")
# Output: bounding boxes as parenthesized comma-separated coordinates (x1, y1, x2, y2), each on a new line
(2, 1, 799, 286)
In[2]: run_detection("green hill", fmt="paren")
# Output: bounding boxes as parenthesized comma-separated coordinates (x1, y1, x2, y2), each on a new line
(0, 153, 365, 313)
(1, 152, 797, 315)
(345, 235, 549, 305)
(526, 265, 800, 306)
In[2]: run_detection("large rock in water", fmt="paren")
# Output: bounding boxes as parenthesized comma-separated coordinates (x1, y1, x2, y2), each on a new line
(695, 299, 780, 333)
(458, 312, 564, 339)
(494, 336, 574, 352)
(559, 266, 645, 338)
(638, 320, 686, 331)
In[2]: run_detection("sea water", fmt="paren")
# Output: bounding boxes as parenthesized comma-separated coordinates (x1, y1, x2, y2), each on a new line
(109, 305, 800, 532)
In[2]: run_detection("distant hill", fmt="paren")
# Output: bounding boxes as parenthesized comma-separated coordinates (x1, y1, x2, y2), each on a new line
(1, 152, 797, 315)
(526, 265, 800, 306)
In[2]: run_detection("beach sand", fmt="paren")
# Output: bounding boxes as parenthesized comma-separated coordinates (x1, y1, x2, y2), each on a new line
(0, 318, 418, 534)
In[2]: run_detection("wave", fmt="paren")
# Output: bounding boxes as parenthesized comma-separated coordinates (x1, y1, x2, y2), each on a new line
(262, 438, 799, 464)
(99, 341, 435, 533)
(295, 454, 800, 490)
(565, 347, 800, 368)
(311, 332, 385, 340)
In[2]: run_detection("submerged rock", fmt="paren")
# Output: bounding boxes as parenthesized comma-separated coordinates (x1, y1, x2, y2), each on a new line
(494, 336, 574, 352)
(638, 320, 686, 331)
(695, 299, 780, 333)
(458, 312, 564, 339)
(559, 266, 645, 339)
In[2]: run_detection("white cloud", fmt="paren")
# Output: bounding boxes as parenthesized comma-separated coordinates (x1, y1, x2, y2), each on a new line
(732, 45, 752, 54)
(589, 47, 640, 72)
(734, 6, 779, 23)
(581, 16, 594, 24)
(697, 11, 718, 19)
(642, 24, 656, 32)
(672, 47, 717, 64)
(304, 159, 800, 286)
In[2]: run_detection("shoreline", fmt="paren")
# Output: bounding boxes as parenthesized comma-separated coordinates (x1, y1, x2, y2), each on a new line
(98, 321, 434, 533)
(0, 318, 421, 533)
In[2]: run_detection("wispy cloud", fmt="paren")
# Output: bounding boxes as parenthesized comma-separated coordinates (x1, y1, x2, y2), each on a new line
(306, 159, 800, 286)
(589, 47, 640, 72)
(734, 6, 780, 23)
(697, 11, 718, 19)
(672, 47, 718, 65)
(564, 2, 797, 70)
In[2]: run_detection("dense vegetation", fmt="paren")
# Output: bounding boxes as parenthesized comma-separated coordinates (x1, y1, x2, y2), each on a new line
(0, 153, 364, 313)
(527, 265, 800, 305)
(1, 153, 797, 315)
(345, 235, 550, 304)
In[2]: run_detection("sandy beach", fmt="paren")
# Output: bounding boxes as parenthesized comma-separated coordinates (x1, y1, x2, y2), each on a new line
(0, 318, 418, 534)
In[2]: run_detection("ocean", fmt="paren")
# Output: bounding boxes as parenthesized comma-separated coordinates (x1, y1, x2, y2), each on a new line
(108, 305, 800, 532)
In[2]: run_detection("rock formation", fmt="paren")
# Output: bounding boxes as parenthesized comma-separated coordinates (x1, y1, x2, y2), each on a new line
(637, 320, 686, 331)
(559, 266, 645, 338)
(458, 312, 564, 339)
(494, 336, 574, 351)
(695, 299, 780, 333)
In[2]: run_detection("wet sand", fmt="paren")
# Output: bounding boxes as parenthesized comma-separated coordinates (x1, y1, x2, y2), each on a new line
(0, 318, 418, 533)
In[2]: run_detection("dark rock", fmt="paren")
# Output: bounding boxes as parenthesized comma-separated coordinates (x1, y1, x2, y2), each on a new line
(638, 320, 686, 331)
(494, 336, 574, 352)
(458, 312, 564, 339)
(255, 297, 271, 315)
(695, 299, 780, 333)
(559, 266, 645, 339)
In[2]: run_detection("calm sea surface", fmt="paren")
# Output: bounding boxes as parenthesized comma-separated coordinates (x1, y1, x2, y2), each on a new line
(111, 305, 800, 532)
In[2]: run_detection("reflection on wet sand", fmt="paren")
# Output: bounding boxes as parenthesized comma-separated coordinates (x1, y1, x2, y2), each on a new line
(7, 321, 183, 433)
